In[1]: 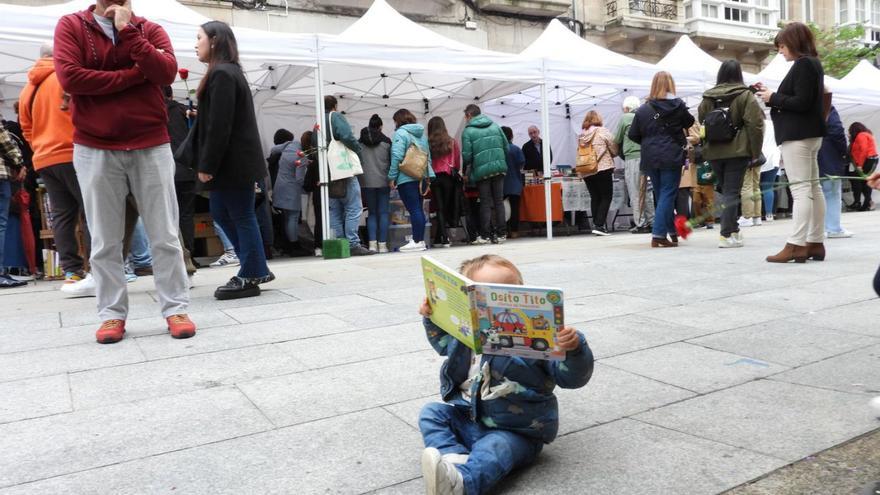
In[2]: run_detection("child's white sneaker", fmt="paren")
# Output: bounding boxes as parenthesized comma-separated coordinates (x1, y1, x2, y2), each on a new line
(442, 453, 469, 465)
(422, 448, 464, 495)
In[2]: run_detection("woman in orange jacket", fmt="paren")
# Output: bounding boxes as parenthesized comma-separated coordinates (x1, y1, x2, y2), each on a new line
(848, 122, 878, 211)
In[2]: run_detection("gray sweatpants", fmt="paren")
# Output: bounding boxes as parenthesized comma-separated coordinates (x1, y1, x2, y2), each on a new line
(74, 144, 189, 321)
(624, 157, 655, 228)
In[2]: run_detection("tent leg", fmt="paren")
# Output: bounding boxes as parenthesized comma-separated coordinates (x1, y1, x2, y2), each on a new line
(540, 77, 553, 240)
(313, 65, 331, 245)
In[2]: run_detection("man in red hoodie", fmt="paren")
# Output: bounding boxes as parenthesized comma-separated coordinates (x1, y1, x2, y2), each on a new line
(54, 0, 195, 344)
(20, 43, 93, 293)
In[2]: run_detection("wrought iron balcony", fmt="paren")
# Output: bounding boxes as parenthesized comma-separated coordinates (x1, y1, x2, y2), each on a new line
(606, 0, 680, 21)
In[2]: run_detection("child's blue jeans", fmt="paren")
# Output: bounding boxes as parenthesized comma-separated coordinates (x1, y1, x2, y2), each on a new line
(419, 402, 543, 495)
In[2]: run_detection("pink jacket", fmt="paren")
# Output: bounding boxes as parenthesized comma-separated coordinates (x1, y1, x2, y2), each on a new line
(431, 139, 461, 175)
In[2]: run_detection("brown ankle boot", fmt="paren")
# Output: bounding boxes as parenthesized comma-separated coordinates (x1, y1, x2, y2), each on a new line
(766, 243, 808, 263)
(806, 242, 825, 261)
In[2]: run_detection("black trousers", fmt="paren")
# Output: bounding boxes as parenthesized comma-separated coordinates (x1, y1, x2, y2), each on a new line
(874, 263, 880, 297)
(676, 188, 692, 219)
(312, 191, 323, 246)
(39, 163, 90, 274)
(432, 173, 456, 242)
(505, 194, 521, 233)
(477, 175, 506, 237)
(583, 169, 613, 229)
(175, 180, 196, 255)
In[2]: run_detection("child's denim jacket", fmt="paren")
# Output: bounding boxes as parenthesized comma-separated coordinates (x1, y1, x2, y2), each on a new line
(423, 318, 594, 444)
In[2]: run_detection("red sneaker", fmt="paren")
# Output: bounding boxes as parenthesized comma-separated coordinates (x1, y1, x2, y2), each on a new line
(166, 314, 196, 339)
(96, 319, 126, 344)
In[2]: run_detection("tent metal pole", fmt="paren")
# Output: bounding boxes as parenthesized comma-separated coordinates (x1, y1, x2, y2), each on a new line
(540, 60, 553, 240)
(313, 38, 331, 244)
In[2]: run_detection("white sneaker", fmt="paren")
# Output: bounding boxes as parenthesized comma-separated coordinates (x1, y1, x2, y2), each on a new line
(368, 240, 378, 252)
(421, 448, 464, 495)
(442, 453, 469, 465)
(378, 242, 389, 254)
(188, 274, 195, 289)
(765, 214, 774, 222)
(732, 231, 744, 246)
(719, 235, 743, 248)
(870, 396, 880, 415)
(496, 235, 507, 244)
(471, 236, 489, 245)
(737, 216, 753, 227)
(210, 251, 240, 267)
(314, 248, 323, 257)
(827, 229, 854, 239)
(399, 240, 427, 252)
(60, 273, 96, 297)
(753, 217, 762, 226)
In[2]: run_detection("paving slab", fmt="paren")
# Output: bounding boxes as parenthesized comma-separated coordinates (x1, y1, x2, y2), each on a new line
(238, 351, 442, 427)
(0, 387, 271, 488)
(565, 293, 667, 322)
(644, 300, 799, 332)
(222, 294, 378, 323)
(635, 379, 880, 461)
(726, 284, 878, 314)
(786, 299, 880, 338)
(0, 311, 60, 332)
(332, 303, 423, 328)
(0, 339, 145, 384)
(602, 342, 789, 394)
(57, 292, 167, 327)
(769, 344, 880, 395)
(134, 313, 355, 360)
(0, 375, 71, 425)
(495, 418, 785, 495)
(69, 343, 309, 409)
(577, 314, 715, 359)
(689, 319, 879, 367)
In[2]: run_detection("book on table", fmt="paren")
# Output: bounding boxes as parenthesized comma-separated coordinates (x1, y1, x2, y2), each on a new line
(421, 256, 565, 361)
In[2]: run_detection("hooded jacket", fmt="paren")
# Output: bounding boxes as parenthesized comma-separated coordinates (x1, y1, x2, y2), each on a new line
(53, 6, 177, 150)
(818, 107, 848, 177)
(628, 98, 695, 172)
(389, 124, 434, 186)
(577, 126, 617, 177)
(698, 83, 764, 162)
(358, 127, 392, 189)
(19, 57, 75, 170)
(461, 115, 508, 182)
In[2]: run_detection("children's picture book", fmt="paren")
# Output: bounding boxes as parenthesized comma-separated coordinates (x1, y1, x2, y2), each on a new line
(421, 256, 566, 361)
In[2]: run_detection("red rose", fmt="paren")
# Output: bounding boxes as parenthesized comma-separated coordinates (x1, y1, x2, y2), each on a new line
(179, 68, 189, 80)
(674, 215, 693, 240)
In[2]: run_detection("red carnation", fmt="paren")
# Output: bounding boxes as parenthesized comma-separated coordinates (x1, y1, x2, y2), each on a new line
(179, 68, 189, 80)
(297, 150, 305, 157)
(294, 160, 302, 166)
(674, 215, 693, 240)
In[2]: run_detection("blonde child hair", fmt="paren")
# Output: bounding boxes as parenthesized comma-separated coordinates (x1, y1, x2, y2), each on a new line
(459, 254, 524, 285)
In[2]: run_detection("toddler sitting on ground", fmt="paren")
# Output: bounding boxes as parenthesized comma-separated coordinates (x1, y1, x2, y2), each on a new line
(418, 254, 594, 495)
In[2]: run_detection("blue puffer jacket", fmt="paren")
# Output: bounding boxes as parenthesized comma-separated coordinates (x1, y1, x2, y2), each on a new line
(389, 124, 435, 186)
(818, 107, 848, 177)
(628, 98, 695, 172)
(423, 318, 594, 444)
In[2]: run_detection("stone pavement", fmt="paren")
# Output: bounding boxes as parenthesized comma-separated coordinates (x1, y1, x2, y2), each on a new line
(0, 211, 878, 495)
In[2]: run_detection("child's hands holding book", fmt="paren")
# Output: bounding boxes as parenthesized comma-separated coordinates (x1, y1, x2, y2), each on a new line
(419, 297, 433, 317)
(557, 326, 582, 352)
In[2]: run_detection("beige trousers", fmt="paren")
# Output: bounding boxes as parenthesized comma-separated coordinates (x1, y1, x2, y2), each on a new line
(740, 166, 762, 218)
(780, 137, 825, 246)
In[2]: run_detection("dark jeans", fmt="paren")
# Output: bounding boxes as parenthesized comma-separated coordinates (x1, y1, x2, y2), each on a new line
(209, 188, 269, 279)
(398, 181, 426, 243)
(0, 180, 9, 271)
(851, 163, 875, 208)
(255, 179, 274, 249)
(431, 173, 457, 243)
(874, 263, 880, 297)
(583, 169, 613, 229)
(506, 194, 521, 233)
(676, 188, 692, 219)
(647, 167, 681, 239)
(39, 163, 90, 274)
(312, 191, 323, 246)
(464, 195, 481, 241)
(477, 175, 506, 238)
(711, 158, 749, 238)
(174, 180, 196, 255)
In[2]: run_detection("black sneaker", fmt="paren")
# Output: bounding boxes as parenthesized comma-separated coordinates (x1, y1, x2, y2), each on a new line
(0, 274, 27, 288)
(214, 276, 261, 300)
(252, 272, 275, 285)
(350, 245, 375, 256)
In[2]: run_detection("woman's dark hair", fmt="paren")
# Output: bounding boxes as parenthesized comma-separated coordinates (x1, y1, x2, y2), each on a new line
(716, 60, 744, 85)
(196, 21, 240, 98)
(393, 109, 417, 129)
(273, 128, 294, 145)
(849, 122, 872, 139)
(325, 95, 338, 111)
(368, 114, 383, 129)
(774, 22, 818, 58)
(501, 126, 514, 143)
(300, 130, 314, 155)
(428, 116, 453, 156)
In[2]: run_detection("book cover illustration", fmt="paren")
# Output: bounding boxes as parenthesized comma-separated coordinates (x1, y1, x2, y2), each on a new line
(421, 256, 565, 360)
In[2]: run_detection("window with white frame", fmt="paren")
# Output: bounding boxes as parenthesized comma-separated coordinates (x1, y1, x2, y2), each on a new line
(804, 0, 814, 21)
(840, 0, 850, 23)
(857, 0, 867, 21)
(872, 0, 880, 24)
(725, 6, 750, 22)
(686, 4, 693, 18)
(757, 11, 771, 24)
(755, 0, 769, 6)
(780, 0, 787, 19)
(873, 29, 880, 41)
(702, 3, 719, 17)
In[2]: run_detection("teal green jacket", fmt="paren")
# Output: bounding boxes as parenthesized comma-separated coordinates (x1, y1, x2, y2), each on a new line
(389, 124, 434, 186)
(461, 115, 508, 182)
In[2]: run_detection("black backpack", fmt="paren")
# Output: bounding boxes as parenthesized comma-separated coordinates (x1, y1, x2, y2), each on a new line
(703, 91, 746, 143)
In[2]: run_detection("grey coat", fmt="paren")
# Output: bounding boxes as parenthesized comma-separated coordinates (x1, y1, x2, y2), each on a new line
(272, 141, 306, 211)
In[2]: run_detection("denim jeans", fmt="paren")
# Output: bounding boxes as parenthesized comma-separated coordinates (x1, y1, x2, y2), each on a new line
(821, 178, 844, 234)
(214, 220, 235, 253)
(128, 218, 153, 269)
(329, 177, 363, 248)
(0, 180, 10, 270)
(647, 168, 681, 239)
(362, 186, 390, 243)
(398, 181, 426, 243)
(282, 209, 301, 243)
(760, 167, 778, 217)
(209, 188, 269, 279)
(711, 158, 749, 238)
(419, 402, 543, 495)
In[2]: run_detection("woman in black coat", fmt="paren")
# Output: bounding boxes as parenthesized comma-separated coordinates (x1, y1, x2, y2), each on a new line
(628, 71, 695, 248)
(756, 22, 826, 263)
(195, 21, 272, 299)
